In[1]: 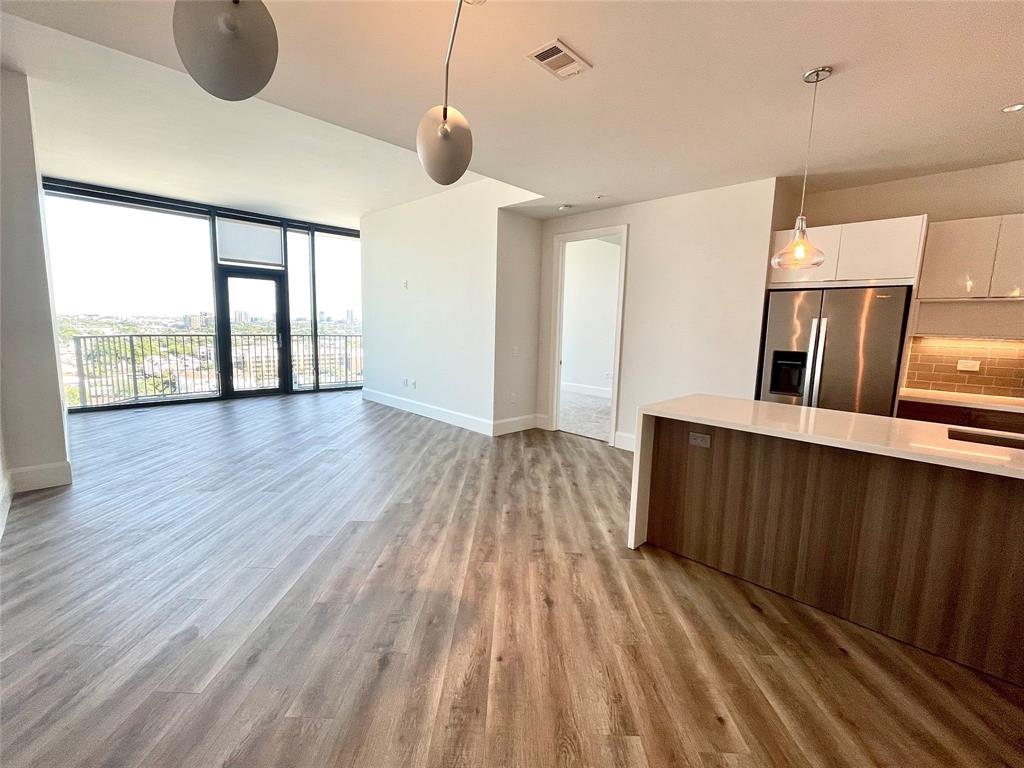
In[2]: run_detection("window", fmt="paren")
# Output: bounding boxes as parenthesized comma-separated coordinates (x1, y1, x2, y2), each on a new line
(287, 230, 315, 390)
(42, 180, 361, 409)
(314, 231, 363, 387)
(216, 217, 284, 267)
(45, 194, 219, 407)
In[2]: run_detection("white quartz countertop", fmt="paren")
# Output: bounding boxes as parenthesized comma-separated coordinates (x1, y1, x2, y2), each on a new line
(640, 394, 1024, 480)
(898, 387, 1024, 414)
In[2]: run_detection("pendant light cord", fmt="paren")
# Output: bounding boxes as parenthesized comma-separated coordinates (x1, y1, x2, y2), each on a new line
(442, 0, 465, 122)
(798, 78, 820, 218)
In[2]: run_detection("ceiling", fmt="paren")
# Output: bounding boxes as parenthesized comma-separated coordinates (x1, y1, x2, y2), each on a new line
(0, 14, 486, 228)
(4, 1, 1023, 220)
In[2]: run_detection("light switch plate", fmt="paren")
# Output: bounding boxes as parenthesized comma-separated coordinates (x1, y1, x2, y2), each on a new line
(688, 432, 711, 449)
(957, 359, 981, 372)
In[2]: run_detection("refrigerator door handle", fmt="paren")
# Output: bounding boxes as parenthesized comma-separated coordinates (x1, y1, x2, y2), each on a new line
(810, 317, 828, 407)
(801, 317, 819, 407)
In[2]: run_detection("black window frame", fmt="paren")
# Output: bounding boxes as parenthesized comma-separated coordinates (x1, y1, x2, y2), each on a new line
(42, 177, 361, 413)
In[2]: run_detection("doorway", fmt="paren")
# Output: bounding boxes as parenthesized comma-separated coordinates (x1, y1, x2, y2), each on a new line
(215, 269, 289, 397)
(552, 226, 627, 444)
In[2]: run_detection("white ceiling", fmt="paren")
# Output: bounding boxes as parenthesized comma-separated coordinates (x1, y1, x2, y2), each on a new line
(0, 14, 486, 228)
(4, 1, 1023, 220)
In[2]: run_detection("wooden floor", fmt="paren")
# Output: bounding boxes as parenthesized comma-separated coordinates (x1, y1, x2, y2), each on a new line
(2, 392, 1022, 768)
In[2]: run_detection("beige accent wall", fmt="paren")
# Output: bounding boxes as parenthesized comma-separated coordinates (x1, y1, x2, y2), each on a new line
(797, 160, 1024, 226)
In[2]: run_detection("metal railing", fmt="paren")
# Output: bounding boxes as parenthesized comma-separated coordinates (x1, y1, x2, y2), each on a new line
(289, 334, 365, 389)
(69, 333, 363, 408)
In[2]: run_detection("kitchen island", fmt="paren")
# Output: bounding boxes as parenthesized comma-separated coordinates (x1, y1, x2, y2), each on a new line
(627, 394, 1024, 684)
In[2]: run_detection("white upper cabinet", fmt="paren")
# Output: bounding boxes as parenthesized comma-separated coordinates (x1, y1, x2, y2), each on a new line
(834, 215, 926, 281)
(766, 215, 925, 285)
(767, 225, 842, 283)
(989, 213, 1024, 298)
(917, 216, 1002, 299)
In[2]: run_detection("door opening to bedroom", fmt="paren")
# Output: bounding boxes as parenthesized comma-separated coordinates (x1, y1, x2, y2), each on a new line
(557, 235, 623, 442)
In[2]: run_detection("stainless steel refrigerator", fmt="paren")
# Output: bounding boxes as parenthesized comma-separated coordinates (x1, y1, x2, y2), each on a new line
(758, 286, 911, 416)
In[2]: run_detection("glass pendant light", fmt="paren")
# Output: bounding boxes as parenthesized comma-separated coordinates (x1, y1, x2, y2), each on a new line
(773, 66, 832, 270)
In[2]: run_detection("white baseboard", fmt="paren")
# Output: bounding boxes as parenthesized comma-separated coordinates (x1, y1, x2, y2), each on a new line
(561, 382, 613, 398)
(362, 391, 547, 438)
(9, 460, 72, 493)
(362, 389, 492, 435)
(535, 413, 556, 431)
(0, 482, 10, 542)
(613, 431, 636, 452)
(491, 413, 543, 436)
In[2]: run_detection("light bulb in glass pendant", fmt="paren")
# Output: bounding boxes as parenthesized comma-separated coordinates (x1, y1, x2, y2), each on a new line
(772, 215, 825, 269)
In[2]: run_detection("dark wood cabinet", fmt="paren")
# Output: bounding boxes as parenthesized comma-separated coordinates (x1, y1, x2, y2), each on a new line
(645, 416, 1024, 685)
(896, 398, 1024, 434)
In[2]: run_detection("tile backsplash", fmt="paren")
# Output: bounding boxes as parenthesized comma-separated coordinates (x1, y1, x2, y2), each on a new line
(905, 336, 1024, 398)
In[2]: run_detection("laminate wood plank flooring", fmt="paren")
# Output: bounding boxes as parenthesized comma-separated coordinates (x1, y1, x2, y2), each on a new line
(2, 391, 1022, 768)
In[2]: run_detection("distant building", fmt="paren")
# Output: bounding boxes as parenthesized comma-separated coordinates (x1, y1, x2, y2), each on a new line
(234, 311, 250, 323)
(345, 309, 354, 324)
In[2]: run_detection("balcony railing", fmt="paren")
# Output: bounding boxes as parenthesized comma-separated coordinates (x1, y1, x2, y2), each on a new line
(70, 333, 363, 408)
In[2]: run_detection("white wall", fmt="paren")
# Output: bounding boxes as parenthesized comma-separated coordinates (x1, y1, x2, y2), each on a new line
(360, 179, 537, 434)
(801, 160, 1024, 226)
(0, 173, 9, 536)
(493, 210, 542, 431)
(1, 69, 71, 494)
(561, 239, 620, 396)
(539, 178, 777, 450)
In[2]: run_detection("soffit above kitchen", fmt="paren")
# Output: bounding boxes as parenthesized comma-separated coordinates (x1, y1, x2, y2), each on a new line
(4, 0, 1022, 219)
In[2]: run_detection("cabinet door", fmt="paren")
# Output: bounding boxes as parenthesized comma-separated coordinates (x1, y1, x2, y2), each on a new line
(835, 215, 925, 281)
(917, 216, 1001, 298)
(767, 225, 841, 284)
(989, 213, 1024, 298)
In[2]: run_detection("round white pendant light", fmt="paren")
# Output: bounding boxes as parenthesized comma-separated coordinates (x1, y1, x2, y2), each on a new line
(417, 105, 473, 186)
(173, 0, 278, 102)
(417, 0, 482, 185)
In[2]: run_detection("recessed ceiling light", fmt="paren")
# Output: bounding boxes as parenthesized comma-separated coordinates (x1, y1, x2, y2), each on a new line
(1001, 103, 1024, 113)
(558, 204, 573, 211)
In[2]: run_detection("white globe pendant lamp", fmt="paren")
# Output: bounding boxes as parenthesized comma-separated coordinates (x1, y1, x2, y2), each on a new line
(773, 66, 832, 270)
(416, 0, 483, 185)
(173, 0, 278, 102)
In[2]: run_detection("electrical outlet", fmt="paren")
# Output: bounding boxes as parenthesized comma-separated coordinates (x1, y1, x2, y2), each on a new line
(512, 345, 519, 358)
(688, 432, 711, 449)
(402, 378, 409, 387)
(510, 391, 518, 405)
(410, 379, 417, 389)
(957, 359, 981, 372)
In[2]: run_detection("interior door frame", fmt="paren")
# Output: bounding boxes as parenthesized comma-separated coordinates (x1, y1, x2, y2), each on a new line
(214, 266, 292, 397)
(550, 224, 629, 446)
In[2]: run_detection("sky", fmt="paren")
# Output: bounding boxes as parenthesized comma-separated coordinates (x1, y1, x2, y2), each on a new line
(44, 195, 361, 320)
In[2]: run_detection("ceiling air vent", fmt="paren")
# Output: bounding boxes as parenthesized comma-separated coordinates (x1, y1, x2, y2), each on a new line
(528, 39, 591, 80)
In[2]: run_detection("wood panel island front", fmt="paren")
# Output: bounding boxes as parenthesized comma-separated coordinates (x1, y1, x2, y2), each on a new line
(627, 394, 1024, 685)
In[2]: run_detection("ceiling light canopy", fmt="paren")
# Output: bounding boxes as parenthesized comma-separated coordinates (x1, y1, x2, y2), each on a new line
(773, 66, 832, 271)
(173, 0, 278, 102)
(416, 0, 480, 185)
